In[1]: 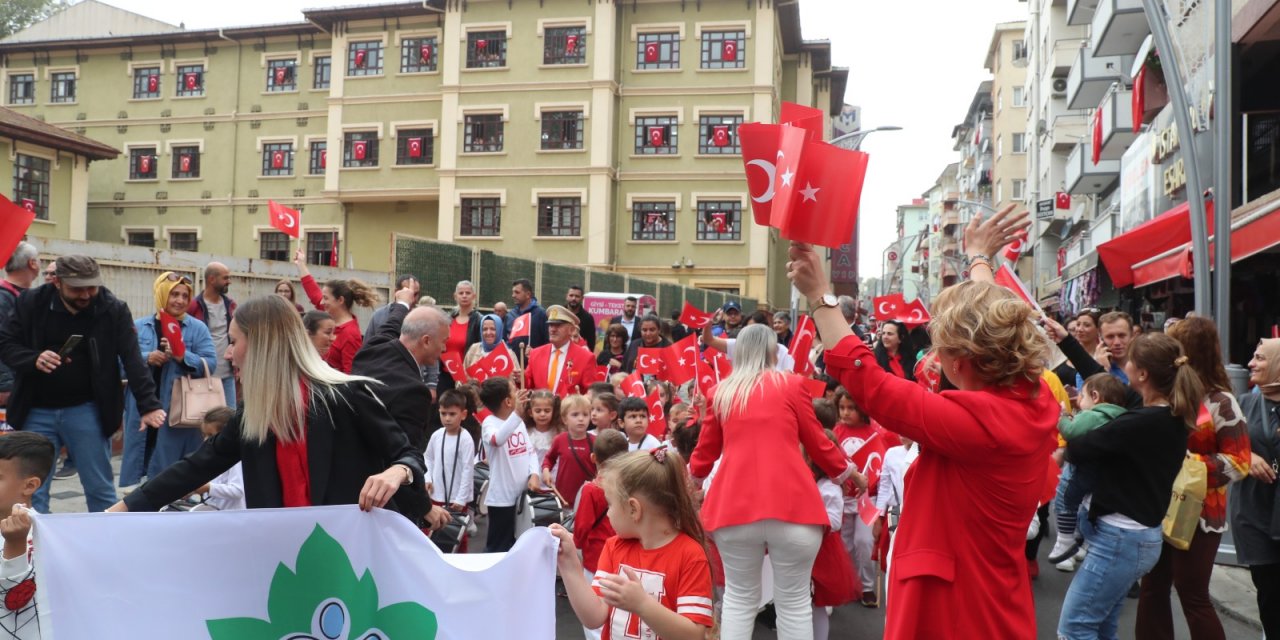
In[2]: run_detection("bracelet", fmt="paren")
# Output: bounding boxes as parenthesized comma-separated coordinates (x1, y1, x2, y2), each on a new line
(966, 253, 991, 267)
(967, 259, 993, 275)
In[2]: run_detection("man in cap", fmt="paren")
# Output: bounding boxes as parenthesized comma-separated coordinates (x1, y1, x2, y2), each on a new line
(712, 300, 745, 339)
(523, 305, 599, 396)
(0, 255, 166, 513)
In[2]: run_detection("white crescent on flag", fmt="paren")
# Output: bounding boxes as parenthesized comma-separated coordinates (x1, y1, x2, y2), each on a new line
(493, 354, 510, 373)
(746, 156, 778, 204)
(443, 358, 460, 376)
(279, 212, 295, 229)
(682, 344, 698, 365)
(166, 322, 180, 335)
(638, 354, 654, 370)
(877, 301, 892, 316)
(908, 308, 926, 323)
(629, 380, 646, 397)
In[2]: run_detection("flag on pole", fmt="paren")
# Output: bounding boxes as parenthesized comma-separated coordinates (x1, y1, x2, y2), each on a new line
(994, 264, 1042, 313)
(329, 235, 339, 267)
(267, 201, 301, 238)
(645, 388, 667, 439)
(509, 314, 531, 340)
(678, 302, 714, 330)
(790, 315, 815, 376)
(621, 371, 647, 399)
(32, 506, 558, 639)
(661, 334, 698, 385)
(466, 342, 516, 382)
(635, 348, 666, 377)
(440, 351, 464, 379)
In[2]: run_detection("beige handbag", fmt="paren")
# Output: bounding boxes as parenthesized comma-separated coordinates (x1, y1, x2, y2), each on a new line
(169, 360, 226, 427)
(1162, 452, 1208, 550)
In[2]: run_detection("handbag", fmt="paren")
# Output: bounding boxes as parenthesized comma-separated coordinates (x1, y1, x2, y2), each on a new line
(1162, 451, 1208, 550)
(169, 359, 226, 427)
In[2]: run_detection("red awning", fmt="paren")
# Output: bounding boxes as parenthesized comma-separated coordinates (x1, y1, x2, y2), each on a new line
(1097, 200, 1215, 287)
(1122, 199, 1280, 286)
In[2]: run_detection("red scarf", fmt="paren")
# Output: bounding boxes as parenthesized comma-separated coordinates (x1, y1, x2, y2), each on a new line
(273, 380, 312, 507)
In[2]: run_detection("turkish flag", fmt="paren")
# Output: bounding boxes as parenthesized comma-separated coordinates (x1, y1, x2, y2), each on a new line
(643, 42, 659, 63)
(1091, 107, 1103, 166)
(184, 73, 199, 91)
(802, 376, 826, 399)
(159, 311, 186, 360)
(994, 264, 1041, 313)
(858, 492, 880, 526)
(791, 314, 815, 375)
(1003, 229, 1028, 262)
(1057, 247, 1068, 276)
(678, 302, 714, 329)
(636, 347, 666, 377)
(779, 102, 825, 141)
(621, 371, 647, 399)
(179, 154, 191, 173)
(352, 140, 367, 160)
(272, 150, 285, 169)
(20, 199, 35, 212)
(1132, 65, 1146, 132)
(739, 121, 805, 226)
(1056, 191, 1071, 210)
(849, 431, 888, 496)
(274, 66, 288, 85)
(705, 347, 732, 380)
(354, 49, 367, 68)
(645, 388, 667, 439)
(139, 155, 152, 175)
(712, 125, 730, 147)
(901, 298, 931, 328)
(267, 200, 301, 238)
(708, 211, 729, 234)
(476, 39, 488, 51)
(420, 43, 433, 63)
(468, 342, 516, 382)
(408, 137, 423, 158)
(772, 137, 869, 249)
(566, 34, 578, 54)
(147, 75, 158, 93)
(662, 334, 699, 386)
(440, 350, 464, 379)
(873, 293, 905, 321)
(329, 234, 339, 267)
(0, 194, 37, 268)
(320, 149, 327, 168)
(648, 126, 665, 147)
(509, 313, 530, 339)
(722, 39, 737, 61)
(695, 358, 717, 398)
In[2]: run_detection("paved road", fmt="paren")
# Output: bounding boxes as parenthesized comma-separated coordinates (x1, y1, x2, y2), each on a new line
(47, 458, 1257, 639)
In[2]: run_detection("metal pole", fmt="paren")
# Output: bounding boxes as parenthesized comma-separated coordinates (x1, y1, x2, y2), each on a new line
(1142, 0, 1212, 316)
(1029, 0, 1042, 301)
(1213, 0, 1232, 355)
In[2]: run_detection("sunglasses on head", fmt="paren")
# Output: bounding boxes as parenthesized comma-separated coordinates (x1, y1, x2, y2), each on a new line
(165, 273, 193, 285)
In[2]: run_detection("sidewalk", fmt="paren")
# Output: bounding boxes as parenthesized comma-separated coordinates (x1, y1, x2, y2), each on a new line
(1210, 564, 1262, 632)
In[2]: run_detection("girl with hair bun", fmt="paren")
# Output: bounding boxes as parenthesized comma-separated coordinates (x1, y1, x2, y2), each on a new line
(292, 248, 381, 373)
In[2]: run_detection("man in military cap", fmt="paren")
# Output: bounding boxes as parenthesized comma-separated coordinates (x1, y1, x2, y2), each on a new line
(522, 305, 599, 396)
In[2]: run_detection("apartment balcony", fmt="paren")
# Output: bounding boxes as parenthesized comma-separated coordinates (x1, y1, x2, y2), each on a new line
(1052, 111, 1091, 152)
(1051, 38, 1084, 78)
(1098, 86, 1136, 161)
(1067, 46, 1133, 110)
(1068, 0, 1099, 26)
(1065, 142, 1120, 194)
(1091, 0, 1149, 57)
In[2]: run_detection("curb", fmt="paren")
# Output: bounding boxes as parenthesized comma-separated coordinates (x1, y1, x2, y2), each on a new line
(1210, 594, 1262, 632)
(1209, 566, 1263, 633)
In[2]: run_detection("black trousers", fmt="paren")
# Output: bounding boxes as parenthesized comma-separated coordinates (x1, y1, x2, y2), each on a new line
(1250, 562, 1280, 640)
(485, 505, 517, 553)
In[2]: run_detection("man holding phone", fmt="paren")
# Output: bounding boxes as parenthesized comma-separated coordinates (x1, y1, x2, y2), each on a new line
(0, 255, 165, 513)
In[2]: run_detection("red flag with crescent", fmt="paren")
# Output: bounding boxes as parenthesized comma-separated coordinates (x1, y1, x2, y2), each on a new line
(0, 194, 37, 276)
(420, 43, 433, 64)
(645, 388, 667, 439)
(648, 126, 665, 147)
(267, 200, 301, 238)
(661, 334, 698, 385)
(440, 351, 464, 379)
(354, 49, 367, 68)
(635, 348, 666, 377)
(159, 311, 186, 360)
(722, 39, 737, 61)
(712, 125, 730, 147)
(184, 73, 199, 91)
(621, 371, 647, 399)
(678, 302, 714, 329)
(705, 347, 732, 380)
(509, 313, 530, 339)
(467, 341, 515, 382)
(695, 358, 717, 399)
(643, 41, 659, 63)
(146, 75, 158, 93)
(790, 314, 815, 375)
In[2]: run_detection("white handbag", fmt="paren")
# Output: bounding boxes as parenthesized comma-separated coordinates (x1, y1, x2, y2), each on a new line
(169, 360, 226, 427)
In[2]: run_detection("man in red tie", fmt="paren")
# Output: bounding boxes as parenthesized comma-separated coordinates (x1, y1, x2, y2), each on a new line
(523, 305, 597, 397)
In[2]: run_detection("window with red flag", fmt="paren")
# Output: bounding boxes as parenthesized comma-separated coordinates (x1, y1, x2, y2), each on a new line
(262, 142, 293, 176)
(348, 42, 383, 76)
(467, 31, 507, 68)
(699, 114, 743, 154)
(130, 147, 157, 180)
(701, 31, 745, 69)
(343, 132, 378, 167)
(396, 129, 433, 165)
(133, 67, 161, 99)
(545, 26, 587, 65)
(697, 201, 740, 241)
(12, 154, 49, 220)
(400, 36, 438, 73)
(637, 32, 679, 69)
(632, 201, 676, 241)
(635, 116, 677, 154)
(172, 145, 200, 179)
(267, 59, 297, 92)
(309, 141, 327, 175)
(176, 64, 203, 97)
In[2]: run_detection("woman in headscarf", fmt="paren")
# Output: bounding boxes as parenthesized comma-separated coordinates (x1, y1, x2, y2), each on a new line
(1231, 338, 1280, 640)
(120, 272, 218, 487)
(464, 313, 523, 382)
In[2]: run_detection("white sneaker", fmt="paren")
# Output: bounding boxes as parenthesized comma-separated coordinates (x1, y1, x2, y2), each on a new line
(1074, 543, 1088, 562)
(1027, 516, 1041, 541)
(1047, 534, 1082, 564)
(1055, 557, 1078, 572)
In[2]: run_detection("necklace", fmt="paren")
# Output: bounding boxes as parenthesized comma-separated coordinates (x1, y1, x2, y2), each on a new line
(439, 431, 462, 506)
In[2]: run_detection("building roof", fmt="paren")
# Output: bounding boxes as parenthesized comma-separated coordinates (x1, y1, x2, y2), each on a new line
(302, 1, 443, 32)
(0, 107, 118, 160)
(984, 21, 1027, 70)
(1, 0, 182, 43)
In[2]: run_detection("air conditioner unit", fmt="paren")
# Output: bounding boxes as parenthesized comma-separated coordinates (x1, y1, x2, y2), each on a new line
(1051, 78, 1068, 97)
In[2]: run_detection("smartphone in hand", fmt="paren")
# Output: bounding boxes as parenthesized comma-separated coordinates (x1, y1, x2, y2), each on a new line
(57, 334, 83, 358)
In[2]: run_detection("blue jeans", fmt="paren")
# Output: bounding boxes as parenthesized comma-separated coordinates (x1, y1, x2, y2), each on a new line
(147, 425, 204, 478)
(24, 403, 117, 513)
(1057, 514, 1164, 639)
(220, 376, 236, 408)
(1053, 462, 1098, 537)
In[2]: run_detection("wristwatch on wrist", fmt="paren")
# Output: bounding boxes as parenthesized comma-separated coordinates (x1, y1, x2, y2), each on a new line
(810, 293, 839, 310)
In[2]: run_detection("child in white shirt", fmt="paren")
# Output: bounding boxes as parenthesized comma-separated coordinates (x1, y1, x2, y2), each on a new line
(618, 397, 661, 452)
(479, 377, 538, 552)
(426, 390, 478, 512)
(196, 407, 244, 511)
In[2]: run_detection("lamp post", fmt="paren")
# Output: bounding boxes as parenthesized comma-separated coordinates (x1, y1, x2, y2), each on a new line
(830, 125, 904, 151)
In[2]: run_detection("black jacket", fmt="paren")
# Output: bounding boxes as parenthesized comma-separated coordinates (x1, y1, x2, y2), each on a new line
(0, 279, 24, 393)
(0, 284, 161, 436)
(352, 303, 431, 450)
(1067, 406, 1189, 527)
(123, 381, 426, 511)
(573, 306, 597, 351)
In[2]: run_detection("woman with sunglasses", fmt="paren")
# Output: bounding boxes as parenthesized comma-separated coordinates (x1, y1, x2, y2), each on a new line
(121, 272, 218, 487)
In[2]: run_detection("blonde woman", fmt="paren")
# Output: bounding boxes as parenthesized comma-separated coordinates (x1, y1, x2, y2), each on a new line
(109, 295, 426, 514)
(787, 204, 1063, 639)
(689, 324, 857, 640)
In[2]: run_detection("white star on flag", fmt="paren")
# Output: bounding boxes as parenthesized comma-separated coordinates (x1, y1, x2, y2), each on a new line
(800, 182, 820, 202)
(490, 366, 498, 374)
(780, 168, 794, 187)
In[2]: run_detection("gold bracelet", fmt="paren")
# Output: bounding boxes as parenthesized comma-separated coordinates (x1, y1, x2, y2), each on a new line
(968, 259, 993, 274)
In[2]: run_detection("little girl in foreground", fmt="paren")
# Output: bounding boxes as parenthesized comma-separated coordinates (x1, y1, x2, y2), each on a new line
(549, 447, 713, 640)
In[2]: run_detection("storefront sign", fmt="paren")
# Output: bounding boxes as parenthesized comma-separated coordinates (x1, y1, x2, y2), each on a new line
(1062, 253, 1099, 282)
(1036, 199, 1054, 220)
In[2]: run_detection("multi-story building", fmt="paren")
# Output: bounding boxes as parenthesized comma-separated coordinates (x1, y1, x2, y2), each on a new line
(921, 162, 961, 302)
(0, 0, 846, 307)
(986, 22, 1029, 255)
(885, 199, 929, 302)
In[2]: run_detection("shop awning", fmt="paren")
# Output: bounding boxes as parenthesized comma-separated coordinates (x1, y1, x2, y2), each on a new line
(1097, 200, 1215, 288)
(1124, 198, 1280, 287)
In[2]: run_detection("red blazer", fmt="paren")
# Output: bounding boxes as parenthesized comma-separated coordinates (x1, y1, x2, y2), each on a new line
(824, 335, 1058, 640)
(689, 373, 849, 532)
(524, 342, 597, 397)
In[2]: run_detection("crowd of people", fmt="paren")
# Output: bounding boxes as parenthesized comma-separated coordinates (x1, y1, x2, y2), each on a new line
(0, 201, 1278, 640)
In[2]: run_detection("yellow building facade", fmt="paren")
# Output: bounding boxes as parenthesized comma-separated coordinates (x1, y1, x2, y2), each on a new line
(0, 0, 844, 307)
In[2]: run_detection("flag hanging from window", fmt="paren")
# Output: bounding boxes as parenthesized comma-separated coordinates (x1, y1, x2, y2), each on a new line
(274, 66, 289, 85)
(1091, 107, 1103, 165)
(644, 42, 659, 63)
(644, 212, 665, 230)
(408, 137, 423, 158)
(354, 49, 367, 68)
(147, 75, 158, 93)
(566, 35, 578, 54)
(707, 211, 729, 234)
(476, 39, 488, 51)
(179, 154, 191, 173)
(648, 126, 665, 147)
(272, 150, 285, 169)
(420, 44, 432, 64)
(1132, 65, 1146, 132)
(139, 155, 152, 175)
(320, 149, 327, 168)
(712, 125, 730, 147)
(20, 199, 36, 212)
(329, 234, 339, 267)
(352, 140, 367, 160)
(184, 73, 199, 91)
(722, 40, 737, 61)
(1056, 191, 1071, 210)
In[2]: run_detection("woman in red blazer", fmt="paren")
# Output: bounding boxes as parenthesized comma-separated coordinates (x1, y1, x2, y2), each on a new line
(690, 324, 858, 640)
(788, 205, 1061, 640)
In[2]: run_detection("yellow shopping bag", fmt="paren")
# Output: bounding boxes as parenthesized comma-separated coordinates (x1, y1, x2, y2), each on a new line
(1162, 452, 1207, 550)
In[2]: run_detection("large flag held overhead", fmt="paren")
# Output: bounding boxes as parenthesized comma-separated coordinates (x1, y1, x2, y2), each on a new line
(33, 506, 557, 639)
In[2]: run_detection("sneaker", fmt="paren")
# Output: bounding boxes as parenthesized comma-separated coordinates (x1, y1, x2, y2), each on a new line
(1073, 544, 1088, 562)
(1047, 534, 1082, 564)
(1054, 557, 1078, 572)
(860, 591, 878, 608)
(54, 463, 77, 480)
(1026, 516, 1040, 541)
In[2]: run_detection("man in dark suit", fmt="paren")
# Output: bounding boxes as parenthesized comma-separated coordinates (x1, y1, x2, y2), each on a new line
(351, 286, 451, 531)
(608, 296, 640, 348)
(565, 284, 596, 350)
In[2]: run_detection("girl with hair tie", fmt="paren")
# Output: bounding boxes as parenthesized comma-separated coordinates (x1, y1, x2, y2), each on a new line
(292, 248, 380, 373)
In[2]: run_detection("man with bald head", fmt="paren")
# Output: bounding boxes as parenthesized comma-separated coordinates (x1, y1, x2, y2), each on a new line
(352, 285, 451, 531)
(187, 262, 237, 405)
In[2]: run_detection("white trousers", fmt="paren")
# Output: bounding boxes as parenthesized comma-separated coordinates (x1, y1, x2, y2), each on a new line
(714, 519, 823, 640)
(841, 507, 876, 592)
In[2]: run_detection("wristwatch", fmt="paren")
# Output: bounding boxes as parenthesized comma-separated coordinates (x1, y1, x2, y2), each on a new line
(809, 293, 839, 310)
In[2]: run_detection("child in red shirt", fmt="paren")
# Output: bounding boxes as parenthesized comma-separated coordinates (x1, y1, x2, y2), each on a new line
(543, 395, 597, 502)
(833, 387, 900, 608)
(551, 445, 713, 640)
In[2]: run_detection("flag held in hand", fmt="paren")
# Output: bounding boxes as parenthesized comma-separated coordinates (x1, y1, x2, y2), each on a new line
(466, 342, 516, 382)
(678, 302, 714, 329)
(662, 334, 699, 386)
(621, 371, 647, 399)
(994, 264, 1042, 313)
(440, 351, 464, 379)
(635, 348, 666, 377)
(645, 389, 667, 439)
(509, 314, 531, 340)
(267, 200, 301, 238)
(159, 312, 186, 360)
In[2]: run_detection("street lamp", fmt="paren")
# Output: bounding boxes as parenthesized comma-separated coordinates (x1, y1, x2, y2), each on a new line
(829, 125, 904, 151)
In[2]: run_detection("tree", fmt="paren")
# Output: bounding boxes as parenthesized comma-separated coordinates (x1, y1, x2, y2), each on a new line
(0, 0, 72, 41)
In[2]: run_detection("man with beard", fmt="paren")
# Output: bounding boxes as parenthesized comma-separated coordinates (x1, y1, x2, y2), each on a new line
(565, 284, 596, 350)
(187, 262, 237, 405)
(0, 255, 165, 512)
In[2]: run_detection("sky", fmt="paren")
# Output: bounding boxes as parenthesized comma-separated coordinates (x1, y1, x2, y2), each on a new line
(97, 0, 1027, 279)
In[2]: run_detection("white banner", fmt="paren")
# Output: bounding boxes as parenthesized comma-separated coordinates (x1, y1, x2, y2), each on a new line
(32, 506, 557, 640)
